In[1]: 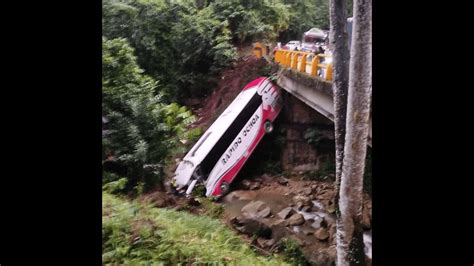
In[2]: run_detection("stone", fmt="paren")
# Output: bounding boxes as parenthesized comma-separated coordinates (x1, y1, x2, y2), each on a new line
(272, 219, 289, 227)
(187, 197, 200, 206)
(222, 190, 257, 202)
(271, 224, 290, 242)
(315, 227, 329, 241)
(288, 213, 305, 226)
(302, 187, 313, 196)
(292, 195, 312, 206)
(277, 176, 289, 185)
(288, 235, 308, 246)
(152, 198, 167, 208)
(329, 224, 337, 244)
(265, 238, 276, 248)
(326, 213, 337, 225)
(296, 201, 304, 210)
(257, 238, 268, 248)
(301, 206, 311, 212)
(233, 218, 272, 238)
(277, 207, 295, 219)
(311, 184, 318, 191)
(241, 200, 272, 219)
(311, 216, 324, 229)
(327, 245, 337, 261)
(241, 180, 252, 189)
(249, 182, 260, 190)
(301, 227, 314, 235)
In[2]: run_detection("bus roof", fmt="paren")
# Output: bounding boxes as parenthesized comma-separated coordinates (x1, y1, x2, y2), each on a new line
(182, 78, 267, 165)
(304, 28, 325, 37)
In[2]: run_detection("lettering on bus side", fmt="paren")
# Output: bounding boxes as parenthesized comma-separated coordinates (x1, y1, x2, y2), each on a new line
(221, 113, 260, 165)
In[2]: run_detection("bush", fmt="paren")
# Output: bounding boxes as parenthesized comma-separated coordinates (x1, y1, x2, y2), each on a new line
(102, 37, 201, 193)
(102, 192, 289, 265)
(279, 238, 310, 265)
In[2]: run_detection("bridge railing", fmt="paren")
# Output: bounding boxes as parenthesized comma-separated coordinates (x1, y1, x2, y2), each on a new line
(273, 49, 333, 81)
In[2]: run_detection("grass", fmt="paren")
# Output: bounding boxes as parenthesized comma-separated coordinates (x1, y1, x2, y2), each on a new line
(102, 192, 290, 265)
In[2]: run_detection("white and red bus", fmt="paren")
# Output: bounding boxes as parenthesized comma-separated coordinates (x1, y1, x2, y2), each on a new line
(172, 77, 283, 198)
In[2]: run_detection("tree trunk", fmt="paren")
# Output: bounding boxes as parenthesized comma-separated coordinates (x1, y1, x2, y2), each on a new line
(329, 0, 350, 221)
(336, 0, 372, 264)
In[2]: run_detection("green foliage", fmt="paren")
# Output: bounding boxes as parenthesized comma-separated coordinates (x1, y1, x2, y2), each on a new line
(303, 159, 335, 182)
(102, 0, 238, 102)
(303, 127, 327, 146)
(279, 238, 310, 265)
(199, 197, 225, 218)
(103, 37, 200, 192)
(102, 192, 289, 265)
(208, 0, 290, 44)
(103, 177, 129, 193)
(279, 0, 329, 42)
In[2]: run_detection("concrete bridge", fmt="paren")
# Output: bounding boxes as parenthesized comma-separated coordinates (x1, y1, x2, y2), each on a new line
(254, 44, 372, 147)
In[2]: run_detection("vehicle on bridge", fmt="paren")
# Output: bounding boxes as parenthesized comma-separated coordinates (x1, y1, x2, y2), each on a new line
(301, 28, 327, 53)
(172, 77, 283, 198)
(282, 40, 301, 51)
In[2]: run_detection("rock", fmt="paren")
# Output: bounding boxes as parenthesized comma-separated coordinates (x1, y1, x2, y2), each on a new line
(257, 238, 267, 248)
(327, 204, 336, 214)
(249, 182, 260, 190)
(302, 187, 312, 196)
(241, 200, 271, 219)
(311, 184, 318, 191)
(362, 205, 371, 229)
(301, 206, 311, 212)
(301, 227, 314, 235)
(257, 237, 276, 248)
(312, 200, 325, 211)
(318, 189, 335, 200)
(271, 224, 290, 242)
(327, 245, 337, 260)
(296, 201, 304, 210)
(222, 190, 257, 202)
(311, 216, 324, 229)
(187, 197, 200, 206)
(315, 227, 329, 240)
(265, 238, 276, 248)
(241, 180, 252, 189)
(329, 224, 337, 244)
(271, 219, 289, 227)
(292, 195, 312, 206)
(232, 218, 272, 238)
(322, 214, 336, 226)
(288, 213, 305, 226)
(365, 256, 372, 266)
(152, 198, 167, 208)
(277, 207, 294, 219)
(289, 235, 305, 246)
(309, 252, 331, 266)
(277, 176, 289, 185)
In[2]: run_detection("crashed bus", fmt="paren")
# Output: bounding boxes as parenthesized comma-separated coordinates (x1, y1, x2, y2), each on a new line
(172, 77, 282, 198)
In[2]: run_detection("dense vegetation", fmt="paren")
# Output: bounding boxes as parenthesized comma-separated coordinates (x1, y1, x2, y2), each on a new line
(102, 37, 201, 193)
(103, 192, 289, 264)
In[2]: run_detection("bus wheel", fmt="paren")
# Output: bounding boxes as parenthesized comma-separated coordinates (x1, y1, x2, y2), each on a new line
(264, 121, 273, 133)
(220, 182, 230, 195)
